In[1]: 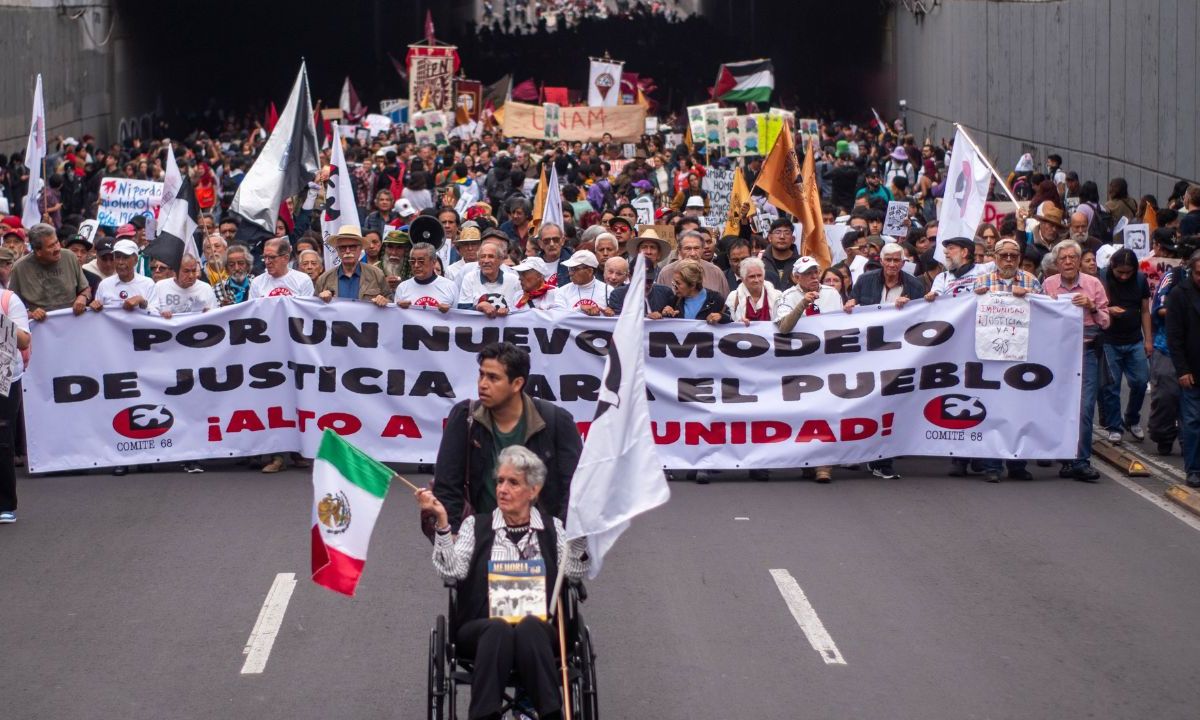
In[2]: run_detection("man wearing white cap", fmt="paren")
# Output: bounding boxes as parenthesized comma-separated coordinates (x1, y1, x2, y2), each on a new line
(682, 194, 706, 219)
(776, 257, 843, 333)
(91, 239, 157, 311)
(554, 250, 613, 316)
(512, 257, 558, 311)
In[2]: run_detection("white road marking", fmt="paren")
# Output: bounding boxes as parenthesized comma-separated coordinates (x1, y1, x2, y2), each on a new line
(1099, 465, 1200, 534)
(768, 569, 846, 665)
(240, 572, 298, 675)
(734, 516, 750, 521)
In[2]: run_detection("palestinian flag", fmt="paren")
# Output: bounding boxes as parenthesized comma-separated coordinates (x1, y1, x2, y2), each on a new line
(713, 60, 774, 104)
(311, 430, 393, 597)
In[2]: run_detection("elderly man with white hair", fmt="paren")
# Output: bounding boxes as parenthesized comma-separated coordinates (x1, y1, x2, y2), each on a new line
(845, 241, 924, 313)
(1043, 238, 1111, 483)
(972, 237, 1043, 297)
(603, 256, 629, 288)
(593, 232, 621, 266)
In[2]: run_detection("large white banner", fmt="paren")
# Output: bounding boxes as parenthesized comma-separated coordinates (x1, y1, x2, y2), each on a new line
(24, 297, 1082, 473)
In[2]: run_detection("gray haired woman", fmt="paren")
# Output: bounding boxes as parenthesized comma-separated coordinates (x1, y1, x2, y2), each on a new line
(417, 445, 587, 720)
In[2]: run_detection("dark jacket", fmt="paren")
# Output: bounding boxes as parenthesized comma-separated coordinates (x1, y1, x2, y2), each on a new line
(608, 283, 674, 314)
(434, 394, 582, 530)
(762, 250, 799, 292)
(851, 268, 925, 306)
(667, 289, 732, 323)
(1166, 277, 1200, 380)
(458, 508, 558, 623)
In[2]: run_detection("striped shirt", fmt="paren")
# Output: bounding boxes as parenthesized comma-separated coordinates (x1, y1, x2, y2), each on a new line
(972, 269, 1043, 295)
(432, 508, 588, 582)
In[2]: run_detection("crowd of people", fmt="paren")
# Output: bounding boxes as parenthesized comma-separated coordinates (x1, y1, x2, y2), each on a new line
(1, 94, 1200, 529)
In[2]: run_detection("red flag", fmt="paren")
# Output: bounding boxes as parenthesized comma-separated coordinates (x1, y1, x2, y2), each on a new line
(387, 52, 408, 83)
(511, 78, 539, 102)
(266, 102, 279, 132)
(542, 86, 569, 105)
(424, 9, 435, 42)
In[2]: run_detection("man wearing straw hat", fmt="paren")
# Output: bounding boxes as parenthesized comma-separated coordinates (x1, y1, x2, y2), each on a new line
(314, 225, 390, 306)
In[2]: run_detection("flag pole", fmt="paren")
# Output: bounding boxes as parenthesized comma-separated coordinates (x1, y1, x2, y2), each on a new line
(547, 541, 569, 618)
(556, 598, 572, 719)
(389, 473, 421, 493)
(953, 123, 1020, 206)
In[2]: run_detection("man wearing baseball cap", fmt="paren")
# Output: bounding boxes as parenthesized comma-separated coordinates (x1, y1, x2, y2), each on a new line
(682, 194, 707, 219)
(554, 250, 612, 316)
(91, 239, 156, 311)
(2, 222, 26, 259)
(511, 257, 558, 310)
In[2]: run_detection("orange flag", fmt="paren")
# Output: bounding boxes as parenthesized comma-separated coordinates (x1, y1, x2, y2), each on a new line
(798, 138, 831, 269)
(724, 167, 756, 237)
(531, 164, 548, 233)
(753, 122, 805, 220)
(1143, 202, 1158, 230)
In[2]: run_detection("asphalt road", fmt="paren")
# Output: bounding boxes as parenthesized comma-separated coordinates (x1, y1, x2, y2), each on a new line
(4, 458, 1200, 720)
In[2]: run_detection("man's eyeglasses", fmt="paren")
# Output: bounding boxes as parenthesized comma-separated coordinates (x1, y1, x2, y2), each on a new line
(262, 254, 283, 261)
(152, 264, 172, 273)
(995, 252, 1020, 260)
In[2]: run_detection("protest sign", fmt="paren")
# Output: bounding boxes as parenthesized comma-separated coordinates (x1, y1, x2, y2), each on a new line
(24, 297, 1082, 473)
(543, 103, 561, 140)
(702, 167, 734, 226)
(362, 114, 392, 137)
(975, 294, 1031, 361)
(797, 117, 819, 148)
(980, 200, 1028, 227)
(1123, 223, 1150, 260)
(97, 178, 163, 227)
(1141, 256, 1180, 290)
(644, 117, 659, 135)
(0, 313, 15, 397)
(412, 110, 450, 147)
(631, 195, 655, 225)
(408, 44, 457, 111)
(704, 107, 736, 147)
(687, 103, 718, 141)
(883, 201, 909, 237)
(502, 102, 646, 142)
(723, 114, 765, 158)
(622, 142, 637, 158)
(380, 98, 408, 126)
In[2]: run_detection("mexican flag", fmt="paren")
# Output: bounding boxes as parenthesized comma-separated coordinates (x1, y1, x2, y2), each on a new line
(713, 59, 774, 104)
(311, 430, 393, 596)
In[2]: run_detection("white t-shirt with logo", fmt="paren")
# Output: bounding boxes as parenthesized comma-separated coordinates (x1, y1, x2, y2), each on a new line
(152, 278, 218, 315)
(95, 273, 158, 308)
(554, 280, 610, 312)
(456, 269, 522, 311)
(249, 268, 314, 299)
(395, 275, 459, 309)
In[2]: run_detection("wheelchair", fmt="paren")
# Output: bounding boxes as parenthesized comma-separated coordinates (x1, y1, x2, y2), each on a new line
(427, 577, 599, 719)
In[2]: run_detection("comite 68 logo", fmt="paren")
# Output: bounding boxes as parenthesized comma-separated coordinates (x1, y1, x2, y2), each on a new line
(112, 404, 175, 439)
(923, 394, 987, 430)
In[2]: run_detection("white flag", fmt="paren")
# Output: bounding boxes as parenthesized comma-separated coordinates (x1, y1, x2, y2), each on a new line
(320, 123, 361, 269)
(21, 74, 46, 228)
(540, 163, 564, 233)
(162, 142, 183, 208)
(564, 253, 670, 578)
(934, 126, 992, 264)
(587, 59, 623, 107)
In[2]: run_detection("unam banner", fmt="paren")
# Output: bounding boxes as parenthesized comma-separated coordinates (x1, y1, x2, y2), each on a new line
(24, 297, 1082, 473)
(502, 102, 646, 142)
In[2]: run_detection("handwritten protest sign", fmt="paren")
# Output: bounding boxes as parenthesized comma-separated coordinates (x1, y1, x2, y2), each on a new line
(1141, 256, 1180, 290)
(97, 178, 163, 227)
(882, 201, 909, 237)
(0, 312, 16, 397)
(503, 102, 646, 142)
(976, 293, 1030, 361)
(701, 167, 734, 227)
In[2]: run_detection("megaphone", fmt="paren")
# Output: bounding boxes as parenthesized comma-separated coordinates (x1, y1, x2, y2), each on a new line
(409, 215, 445, 251)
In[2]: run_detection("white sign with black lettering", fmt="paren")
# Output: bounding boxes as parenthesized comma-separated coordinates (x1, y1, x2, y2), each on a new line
(975, 293, 1030, 361)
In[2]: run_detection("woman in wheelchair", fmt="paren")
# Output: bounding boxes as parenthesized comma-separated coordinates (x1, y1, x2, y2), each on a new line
(417, 445, 588, 720)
